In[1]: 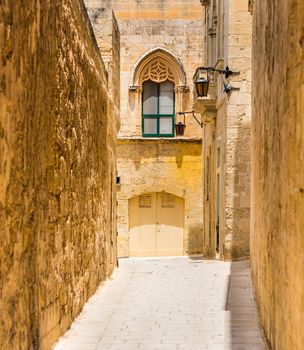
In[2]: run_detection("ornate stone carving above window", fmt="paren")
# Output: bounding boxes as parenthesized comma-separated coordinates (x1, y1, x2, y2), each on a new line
(131, 48, 187, 88)
(142, 60, 175, 84)
(129, 49, 188, 134)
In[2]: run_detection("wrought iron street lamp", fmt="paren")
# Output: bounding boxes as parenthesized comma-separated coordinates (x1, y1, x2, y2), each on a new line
(194, 66, 239, 97)
(175, 111, 203, 136)
(195, 76, 210, 97)
(175, 122, 186, 136)
(175, 112, 186, 136)
(176, 66, 239, 136)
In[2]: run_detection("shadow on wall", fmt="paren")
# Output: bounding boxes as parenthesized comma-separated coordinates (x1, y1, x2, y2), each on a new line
(222, 107, 265, 346)
(117, 142, 202, 160)
(175, 153, 184, 169)
(187, 225, 204, 255)
(133, 153, 184, 170)
(225, 261, 268, 349)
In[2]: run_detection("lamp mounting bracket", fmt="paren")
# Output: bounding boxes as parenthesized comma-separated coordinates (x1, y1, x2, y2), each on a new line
(198, 66, 240, 79)
(176, 111, 203, 128)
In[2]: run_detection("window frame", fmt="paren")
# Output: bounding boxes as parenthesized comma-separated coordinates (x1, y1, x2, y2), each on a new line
(142, 80, 175, 138)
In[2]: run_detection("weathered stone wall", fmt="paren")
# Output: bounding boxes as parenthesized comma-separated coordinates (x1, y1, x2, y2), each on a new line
(85, 0, 205, 257)
(116, 140, 204, 256)
(197, 0, 252, 260)
(201, 117, 217, 257)
(251, 0, 304, 349)
(224, 0, 252, 260)
(0, 1, 118, 349)
(86, 0, 205, 138)
(85, 5, 120, 115)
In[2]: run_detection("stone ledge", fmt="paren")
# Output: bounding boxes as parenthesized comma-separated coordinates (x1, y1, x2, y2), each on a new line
(117, 137, 202, 144)
(193, 97, 217, 123)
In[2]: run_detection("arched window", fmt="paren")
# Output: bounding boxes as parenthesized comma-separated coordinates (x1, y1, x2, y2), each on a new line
(130, 48, 188, 138)
(142, 80, 174, 137)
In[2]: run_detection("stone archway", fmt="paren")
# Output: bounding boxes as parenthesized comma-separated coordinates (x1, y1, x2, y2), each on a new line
(129, 48, 189, 119)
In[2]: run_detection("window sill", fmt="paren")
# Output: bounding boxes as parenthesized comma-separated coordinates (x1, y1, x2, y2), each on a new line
(117, 136, 202, 144)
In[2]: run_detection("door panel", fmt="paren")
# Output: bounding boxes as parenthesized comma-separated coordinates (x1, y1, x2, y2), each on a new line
(129, 192, 184, 257)
(129, 193, 157, 256)
(156, 193, 184, 256)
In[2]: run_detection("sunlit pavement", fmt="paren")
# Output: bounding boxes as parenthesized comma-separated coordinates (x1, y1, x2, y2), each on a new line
(53, 257, 267, 350)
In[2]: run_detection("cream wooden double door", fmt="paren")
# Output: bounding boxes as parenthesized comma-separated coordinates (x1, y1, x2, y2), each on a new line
(129, 192, 184, 257)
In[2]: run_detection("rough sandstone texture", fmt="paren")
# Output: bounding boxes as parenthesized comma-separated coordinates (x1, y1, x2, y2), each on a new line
(224, 0, 252, 260)
(85, 5, 120, 117)
(0, 1, 119, 349)
(198, 0, 252, 260)
(251, 0, 304, 349)
(85, 0, 205, 257)
(85, 0, 205, 139)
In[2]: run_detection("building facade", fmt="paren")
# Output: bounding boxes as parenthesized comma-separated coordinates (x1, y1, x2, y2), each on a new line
(195, 0, 252, 259)
(86, 0, 206, 257)
(86, 0, 253, 260)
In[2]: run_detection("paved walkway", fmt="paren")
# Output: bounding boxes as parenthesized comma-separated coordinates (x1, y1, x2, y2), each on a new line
(53, 257, 267, 350)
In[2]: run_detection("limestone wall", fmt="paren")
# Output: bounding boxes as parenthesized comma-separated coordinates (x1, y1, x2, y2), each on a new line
(224, 0, 252, 259)
(85, 0, 205, 257)
(85, 5, 120, 115)
(116, 140, 204, 256)
(0, 1, 118, 349)
(201, 118, 217, 257)
(198, 0, 252, 260)
(86, 0, 205, 138)
(251, 0, 304, 348)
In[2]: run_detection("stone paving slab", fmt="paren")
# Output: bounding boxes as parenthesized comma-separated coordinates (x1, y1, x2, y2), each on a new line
(53, 257, 267, 350)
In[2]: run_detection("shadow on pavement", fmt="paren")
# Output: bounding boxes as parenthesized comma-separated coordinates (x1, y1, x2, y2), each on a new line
(225, 261, 268, 350)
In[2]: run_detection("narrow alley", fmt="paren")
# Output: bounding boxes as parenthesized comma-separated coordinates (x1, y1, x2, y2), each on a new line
(1, 1, 303, 349)
(53, 258, 266, 350)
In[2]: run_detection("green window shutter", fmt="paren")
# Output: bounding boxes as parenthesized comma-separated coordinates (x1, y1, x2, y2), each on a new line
(142, 80, 175, 138)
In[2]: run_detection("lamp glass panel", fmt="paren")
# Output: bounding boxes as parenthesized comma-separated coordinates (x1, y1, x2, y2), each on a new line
(196, 82, 203, 96)
(196, 79, 209, 97)
(175, 123, 185, 136)
(203, 81, 209, 96)
(159, 81, 174, 114)
(143, 81, 158, 114)
(144, 118, 157, 135)
(159, 117, 173, 134)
